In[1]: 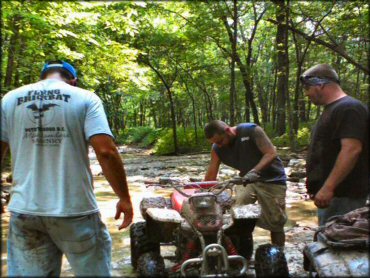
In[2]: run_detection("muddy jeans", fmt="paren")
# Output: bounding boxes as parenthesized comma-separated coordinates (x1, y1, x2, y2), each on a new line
(317, 196, 367, 226)
(7, 212, 112, 277)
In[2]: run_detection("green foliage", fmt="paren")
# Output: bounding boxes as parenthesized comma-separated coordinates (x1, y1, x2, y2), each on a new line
(141, 128, 164, 147)
(272, 133, 290, 147)
(262, 122, 279, 139)
(272, 126, 311, 147)
(2, 1, 368, 154)
(154, 128, 210, 155)
(118, 126, 154, 144)
(296, 127, 310, 146)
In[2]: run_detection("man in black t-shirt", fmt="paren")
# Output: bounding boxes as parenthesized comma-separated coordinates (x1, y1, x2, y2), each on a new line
(300, 64, 369, 226)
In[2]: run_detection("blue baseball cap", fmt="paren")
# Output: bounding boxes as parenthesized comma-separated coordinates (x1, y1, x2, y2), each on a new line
(41, 60, 77, 79)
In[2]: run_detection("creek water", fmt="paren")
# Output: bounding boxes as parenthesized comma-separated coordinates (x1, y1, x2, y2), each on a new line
(1, 147, 317, 277)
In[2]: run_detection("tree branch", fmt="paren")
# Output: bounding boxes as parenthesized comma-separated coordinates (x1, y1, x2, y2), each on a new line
(267, 18, 369, 74)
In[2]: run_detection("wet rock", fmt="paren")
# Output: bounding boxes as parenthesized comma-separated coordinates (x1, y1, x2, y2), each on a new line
(289, 170, 306, 179)
(288, 159, 306, 168)
(284, 167, 292, 176)
(177, 167, 187, 173)
(219, 168, 237, 177)
(288, 177, 300, 182)
(159, 177, 184, 184)
(286, 158, 306, 183)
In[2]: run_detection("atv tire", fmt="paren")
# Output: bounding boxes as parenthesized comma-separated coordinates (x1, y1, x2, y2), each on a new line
(130, 222, 160, 269)
(137, 252, 166, 277)
(227, 232, 254, 260)
(254, 243, 289, 277)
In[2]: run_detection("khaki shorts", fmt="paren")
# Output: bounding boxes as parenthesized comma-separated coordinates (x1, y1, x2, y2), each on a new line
(235, 182, 287, 232)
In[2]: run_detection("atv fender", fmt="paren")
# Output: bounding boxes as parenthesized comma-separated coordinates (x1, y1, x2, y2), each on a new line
(140, 197, 168, 219)
(146, 208, 182, 243)
(146, 208, 183, 223)
(232, 204, 261, 219)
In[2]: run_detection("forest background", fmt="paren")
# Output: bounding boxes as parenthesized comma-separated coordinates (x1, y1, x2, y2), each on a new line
(2, 0, 369, 155)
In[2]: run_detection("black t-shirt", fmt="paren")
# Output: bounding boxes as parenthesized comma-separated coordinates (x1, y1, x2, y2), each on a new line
(213, 123, 286, 185)
(306, 96, 369, 198)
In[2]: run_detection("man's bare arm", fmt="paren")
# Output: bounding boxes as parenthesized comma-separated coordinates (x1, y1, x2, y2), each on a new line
(252, 126, 277, 172)
(89, 134, 133, 229)
(204, 148, 221, 181)
(314, 138, 362, 208)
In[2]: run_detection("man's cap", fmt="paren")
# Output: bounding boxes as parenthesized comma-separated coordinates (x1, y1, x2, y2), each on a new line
(41, 60, 77, 79)
(300, 64, 340, 86)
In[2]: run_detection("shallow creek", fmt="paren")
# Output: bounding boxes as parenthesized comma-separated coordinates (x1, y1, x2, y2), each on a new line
(1, 146, 317, 277)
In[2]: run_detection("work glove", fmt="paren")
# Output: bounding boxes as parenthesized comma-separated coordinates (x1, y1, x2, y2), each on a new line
(230, 176, 244, 185)
(242, 169, 261, 184)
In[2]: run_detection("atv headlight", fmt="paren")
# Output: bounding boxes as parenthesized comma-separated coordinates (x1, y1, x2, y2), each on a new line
(190, 195, 216, 209)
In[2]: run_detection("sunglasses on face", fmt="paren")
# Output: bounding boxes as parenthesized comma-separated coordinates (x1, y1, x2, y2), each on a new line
(299, 75, 313, 83)
(300, 75, 340, 86)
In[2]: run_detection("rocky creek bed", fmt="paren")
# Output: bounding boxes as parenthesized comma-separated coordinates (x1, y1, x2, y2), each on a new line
(1, 146, 317, 277)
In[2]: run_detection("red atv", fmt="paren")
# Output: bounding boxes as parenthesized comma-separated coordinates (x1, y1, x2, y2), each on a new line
(130, 178, 289, 277)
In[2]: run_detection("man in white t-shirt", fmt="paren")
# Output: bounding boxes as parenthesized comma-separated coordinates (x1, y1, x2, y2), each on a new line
(0, 60, 133, 276)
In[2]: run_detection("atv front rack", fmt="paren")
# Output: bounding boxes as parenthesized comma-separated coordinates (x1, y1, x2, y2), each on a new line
(180, 243, 247, 277)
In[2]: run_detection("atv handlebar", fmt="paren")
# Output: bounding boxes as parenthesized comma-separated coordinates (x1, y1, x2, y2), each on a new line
(173, 177, 251, 198)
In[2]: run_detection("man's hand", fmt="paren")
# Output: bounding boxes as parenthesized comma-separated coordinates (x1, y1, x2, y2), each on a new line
(314, 187, 334, 208)
(115, 198, 134, 230)
(243, 169, 261, 183)
(231, 176, 244, 185)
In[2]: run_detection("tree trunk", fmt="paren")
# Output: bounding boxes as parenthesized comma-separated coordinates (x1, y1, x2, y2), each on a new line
(183, 79, 199, 143)
(273, 0, 289, 135)
(271, 66, 278, 129)
(229, 0, 237, 126)
(143, 59, 179, 154)
(139, 101, 144, 126)
(151, 104, 158, 128)
(201, 84, 214, 121)
(4, 15, 21, 89)
(230, 61, 236, 125)
(167, 89, 178, 153)
(256, 81, 268, 126)
(221, 14, 260, 125)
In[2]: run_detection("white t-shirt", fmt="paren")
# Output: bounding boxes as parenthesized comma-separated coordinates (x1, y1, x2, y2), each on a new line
(1, 79, 113, 216)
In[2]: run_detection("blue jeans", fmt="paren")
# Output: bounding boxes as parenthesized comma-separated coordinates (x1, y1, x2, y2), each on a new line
(317, 196, 367, 226)
(8, 212, 112, 276)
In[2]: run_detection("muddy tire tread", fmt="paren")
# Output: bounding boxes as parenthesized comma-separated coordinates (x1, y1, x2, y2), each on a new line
(137, 251, 166, 277)
(254, 243, 289, 277)
(130, 222, 160, 269)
